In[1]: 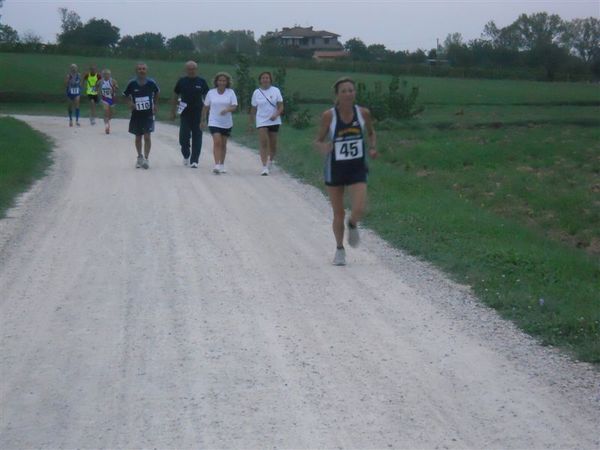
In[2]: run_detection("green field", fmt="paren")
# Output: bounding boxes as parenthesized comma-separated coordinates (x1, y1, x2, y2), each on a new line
(1, 52, 599, 362)
(0, 116, 52, 218)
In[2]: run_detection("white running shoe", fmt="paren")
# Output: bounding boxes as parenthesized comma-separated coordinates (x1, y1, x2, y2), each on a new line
(333, 248, 346, 266)
(347, 220, 360, 248)
(190, 162, 198, 168)
(219, 164, 227, 174)
(183, 158, 189, 166)
(142, 158, 149, 169)
(261, 166, 269, 176)
(136, 155, 144, 168)
(213, 165, 220, 174)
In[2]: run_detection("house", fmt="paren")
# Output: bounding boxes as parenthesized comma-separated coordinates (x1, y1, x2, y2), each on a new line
(264, 26, 343, 51)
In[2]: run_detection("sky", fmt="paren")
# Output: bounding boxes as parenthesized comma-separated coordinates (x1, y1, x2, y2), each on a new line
(1, 0, 599, 51)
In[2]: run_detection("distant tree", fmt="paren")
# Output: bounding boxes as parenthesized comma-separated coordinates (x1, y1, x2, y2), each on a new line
(222, 30, 257, 55)
(482, 20, 522, 50)
(79, 18, 120, 47)
(0, 23, 19, 44)
(167, 34, 195, 52)
(57, 7, 82, 43)
(367, 43, 391, 61)
(131, 32, 166, 50)
(118, 35, 135, 49)
(344, 37, 370, 60)
(562, 17, 600, 62)
(21, 30, 42, 44)
(513, 12, 565, 50)
(443, 32, 463, 50)
(191, 30, 228, 53)
(407, 49, 427, 64)
(427, 48, 437, 59)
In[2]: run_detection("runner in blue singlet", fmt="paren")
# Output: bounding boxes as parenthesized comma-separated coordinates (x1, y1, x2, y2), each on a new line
(315, 77, 378, 266)
(64, 64, 81, 127)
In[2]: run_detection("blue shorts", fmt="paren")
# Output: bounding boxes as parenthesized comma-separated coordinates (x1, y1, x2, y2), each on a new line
(129, 114, 154, 135)
(66, 89, 80, 100)
(102, 97, 115, 106)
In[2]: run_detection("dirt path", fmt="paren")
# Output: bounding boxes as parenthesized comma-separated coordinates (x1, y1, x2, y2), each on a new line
(1, 115, 598, 449)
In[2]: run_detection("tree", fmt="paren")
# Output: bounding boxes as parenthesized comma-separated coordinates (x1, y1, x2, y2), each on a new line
(167, 34, 195, 52)
(79, 18, 120, 47)
(367, 44, 391, 61)
(21, 30, 42, 44)
(562, 17, 600, 62)
(344, 37, 370, 61)
(222, 30, 257, 55)
(513, 12, 564, 50)
(234, 54, 254, 111)
(0, 23, 19, 44)
(444, 32, 463, 50)
(127, 32, 165, 51)
(57, 7, 82, 43)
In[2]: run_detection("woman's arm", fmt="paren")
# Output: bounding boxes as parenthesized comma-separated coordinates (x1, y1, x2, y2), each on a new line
(270, 101, 284, 121)
(201, 105, 209, 128)
(314, 110, 333, 155)
(361, 107, 378, 158)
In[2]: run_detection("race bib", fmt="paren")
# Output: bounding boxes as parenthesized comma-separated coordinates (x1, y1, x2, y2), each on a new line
(177, 101, 187, 115)
(101, 88, 112, 98)
(135, 96, 151, 111)
(69, 87, 80, 95)
(334, 139, 363, 161)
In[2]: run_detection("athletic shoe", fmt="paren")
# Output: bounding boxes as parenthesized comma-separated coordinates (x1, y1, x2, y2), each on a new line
(69, 120, 73, 127)
(219, 165, 227, 174)
(261, 166, 269, 176)
(190, 162, 198, 169)
(213, 165, 221, 174)
(136, 155, 144, 168)
(76, 122, 81, 127)
(268, 159, 275, 172)
(183, 158, 189, 166)
(105, 125, 110, 134)
(142, 158, 149, 170)
(347, 220, 360, 248)
(333, 248, 346, 266)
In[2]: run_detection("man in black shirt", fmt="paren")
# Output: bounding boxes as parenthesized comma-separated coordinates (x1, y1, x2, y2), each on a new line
(123, 62, 160, 169)
(170, 61, 209, 168)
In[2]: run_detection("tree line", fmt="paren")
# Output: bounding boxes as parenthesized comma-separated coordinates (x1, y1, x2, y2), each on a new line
(0, 7, 598, 81)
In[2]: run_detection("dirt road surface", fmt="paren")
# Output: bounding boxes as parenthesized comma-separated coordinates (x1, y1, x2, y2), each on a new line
(1, 115, 598, 449)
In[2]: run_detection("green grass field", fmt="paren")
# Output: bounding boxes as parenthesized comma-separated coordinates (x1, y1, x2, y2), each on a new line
(1, 51, 599, 362)
(0, 116, 52, 218)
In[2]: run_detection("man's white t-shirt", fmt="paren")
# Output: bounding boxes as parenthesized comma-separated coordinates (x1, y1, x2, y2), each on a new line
(251, 86, 283, 127)
(204, 88, 238, 129)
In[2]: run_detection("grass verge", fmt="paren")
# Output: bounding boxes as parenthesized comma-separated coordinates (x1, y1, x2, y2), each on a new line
(0, 116, 53, 218)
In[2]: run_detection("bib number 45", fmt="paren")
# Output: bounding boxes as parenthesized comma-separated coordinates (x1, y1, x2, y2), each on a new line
(334, 139, 363, 161)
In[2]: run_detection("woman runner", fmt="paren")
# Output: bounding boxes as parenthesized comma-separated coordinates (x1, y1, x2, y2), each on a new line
(201, 72, 238, 174)
(315, 77, 378, 266)
(97, 69, 119, 134)
(249, 72, 284, 176)
(64, 64, 81, 127)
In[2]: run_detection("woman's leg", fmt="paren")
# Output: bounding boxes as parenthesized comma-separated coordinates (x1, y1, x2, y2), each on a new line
(258, 128, 269, 166)
(221, 135, 228, 165)
(268, 131, 278, 162)
(212, 132, 223, 165)
(327, 186, 346, 248)
(347, 182, 367, 226)
(74, 96, 80, 124)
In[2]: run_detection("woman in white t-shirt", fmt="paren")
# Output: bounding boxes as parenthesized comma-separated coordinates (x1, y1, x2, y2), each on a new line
(249, 72, 284, 176)
(201, 72, 238, 174)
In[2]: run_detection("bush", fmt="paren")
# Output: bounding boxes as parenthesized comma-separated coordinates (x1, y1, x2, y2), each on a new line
(356, 76, 424, 121)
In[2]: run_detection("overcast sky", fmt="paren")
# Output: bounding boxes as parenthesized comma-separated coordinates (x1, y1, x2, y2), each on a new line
(2, 0, 598, 51)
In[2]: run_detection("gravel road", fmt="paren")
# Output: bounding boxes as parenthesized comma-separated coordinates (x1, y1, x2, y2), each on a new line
(1, 115, 598, 449)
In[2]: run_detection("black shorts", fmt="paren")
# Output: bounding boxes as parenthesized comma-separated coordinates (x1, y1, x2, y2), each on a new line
(88, 94, 99, 103)
(129, 114, 155, 135)
(209, 126, 232, 136)
(324, 156, 368, 187)
(257, 125, 280, 133)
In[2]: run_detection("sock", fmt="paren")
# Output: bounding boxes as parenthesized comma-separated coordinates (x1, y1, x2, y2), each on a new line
(75, 109, 80, 121)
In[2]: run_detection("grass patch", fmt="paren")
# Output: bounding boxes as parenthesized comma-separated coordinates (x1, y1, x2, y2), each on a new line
(0, 116, 52, 218)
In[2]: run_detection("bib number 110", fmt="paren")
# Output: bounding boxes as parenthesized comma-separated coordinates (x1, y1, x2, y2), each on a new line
(334, 140, 363, 161)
